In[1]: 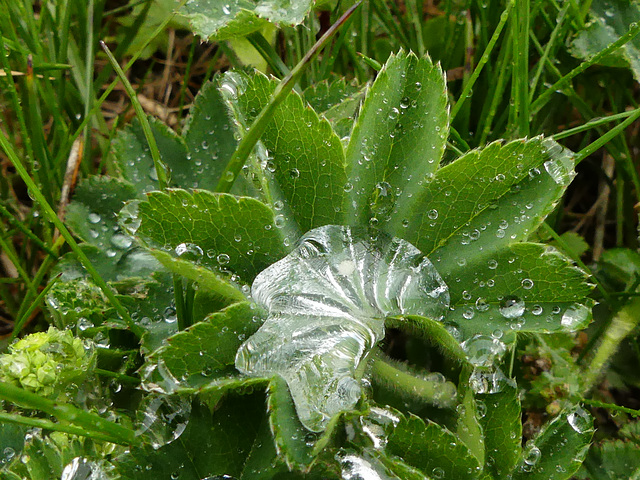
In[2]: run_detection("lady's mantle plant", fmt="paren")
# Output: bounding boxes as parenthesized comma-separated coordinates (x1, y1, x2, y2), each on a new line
(3, 51, 595, 479)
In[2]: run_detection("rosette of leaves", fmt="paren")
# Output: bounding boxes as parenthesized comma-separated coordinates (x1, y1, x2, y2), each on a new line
(47, 51, 596, 478)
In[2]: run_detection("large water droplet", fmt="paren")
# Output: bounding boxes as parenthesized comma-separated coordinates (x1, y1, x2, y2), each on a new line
(235, 225, 449, 431)
(135, 395, 191, 449)
(110, 233, 133, 250)
(499, 296, 525, 318)
(567, 407, 591, 433)
(523, 442, 541, 468)
(175, 243, 203, 259)
(469, 366, 515, 394)
(560, 304, 589, 330)
(461, 334, 506, 367)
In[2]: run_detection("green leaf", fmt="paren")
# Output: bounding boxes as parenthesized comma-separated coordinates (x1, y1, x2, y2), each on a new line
(46, 277, 119, 330)
(344, 50, 448, 227)
(133, 189, 289, 282)
(141, 303, 264, 391)
(149, 249, 247, 302)
(303, 77, 365, 140)
(597, 247, 640, 290)
(477, 372, 522, 478)
(115, 396, 264, 479)
(445, 242, 594, 340)
(511, 406, 593, 480)
(456, 368, 485, 465)
(66, 176, 137, 258)
(386, 314, 467, 363)
(113, 117, 188, 196)
(267, 375, 316, 470)
(580, 438, 640, 480)
(400, 137, 574, 270)
(571, 0, 640, 80)
(182, 75, 239, 190)
(550, 231, 590, 258)
(337, 447, 429, 480)
(373, 450, 429, 480)
(5, 431, 96, 480)
(223, 71, 348, 232)
(0, 424, 27, 465)
(197, 375, 270, 409)
(53, 244, 162, 283)
(303, 77, 361, 114)
(387, 413, 482, 479)
(179, 0, 314, 41)
(240, 416, 290, 479)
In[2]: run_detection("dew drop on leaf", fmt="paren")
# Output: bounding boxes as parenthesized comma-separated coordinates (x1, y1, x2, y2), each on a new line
(216, 253, 230, 265)
(560, 304, 590, 330)
(469, 366, 515, 394)
(88, 213, 101, 224)
(110, 233, 133, 250)
(499, 296, 525, 318)
(521, 278, 534, 289)
(235, 225, 449, 431)
(461, 334, 506, 367)
(567, 407, 591, 433)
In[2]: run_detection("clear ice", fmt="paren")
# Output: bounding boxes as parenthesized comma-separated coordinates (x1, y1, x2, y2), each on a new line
(235, 225, 449, 431)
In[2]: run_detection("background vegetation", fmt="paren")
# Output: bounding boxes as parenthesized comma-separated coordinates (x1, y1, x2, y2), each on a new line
(1, 0, 640, 477)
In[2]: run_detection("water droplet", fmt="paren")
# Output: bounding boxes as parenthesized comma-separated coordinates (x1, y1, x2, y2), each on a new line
(175, 243, 203, 259)
(523, 443, 541, 467)
(521, 278, 534, 289)
(88, 213, 101, 224)
(499, 296, 525, 318)
(475, 297, 490, 312)
(567, 407, 591, 434)
(235, 225, 449, 431)
(469, 366, 514, 394)
(289, 168, 300, 179)
(561, 304, 589, 330)
(217, 253, 230, 265)
(461, 334, 506, 367)
(432, 467, 445, 479)
(110, 233, 133, 250)
(274, 215, 286, 228)
(428, 209, 439, 220)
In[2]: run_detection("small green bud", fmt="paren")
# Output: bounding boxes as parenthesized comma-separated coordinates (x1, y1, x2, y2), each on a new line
(0, 327, 94, 400)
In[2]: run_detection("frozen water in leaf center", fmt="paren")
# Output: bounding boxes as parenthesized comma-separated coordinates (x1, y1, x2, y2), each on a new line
(235, 225, 449, 431)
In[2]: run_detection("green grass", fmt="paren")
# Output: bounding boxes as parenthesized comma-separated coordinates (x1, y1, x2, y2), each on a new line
(1, 0, 640, 478)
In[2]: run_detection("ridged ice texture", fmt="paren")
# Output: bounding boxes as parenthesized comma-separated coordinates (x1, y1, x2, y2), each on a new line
(235, 225, 449, 431)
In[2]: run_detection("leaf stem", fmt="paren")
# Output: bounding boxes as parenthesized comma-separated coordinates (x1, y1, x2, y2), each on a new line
(0, 411, 127, 445)
(582, 297, 640, 394)
(370, 353, 457, 409)
(10, 274, 61, 342)
(541, 222, 612, 303)
(0, 381, 140, 446)
(215, 1, 362, 193)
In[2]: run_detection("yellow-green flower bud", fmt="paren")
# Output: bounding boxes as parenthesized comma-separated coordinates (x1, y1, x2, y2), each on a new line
(0, 327, 94, 401)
